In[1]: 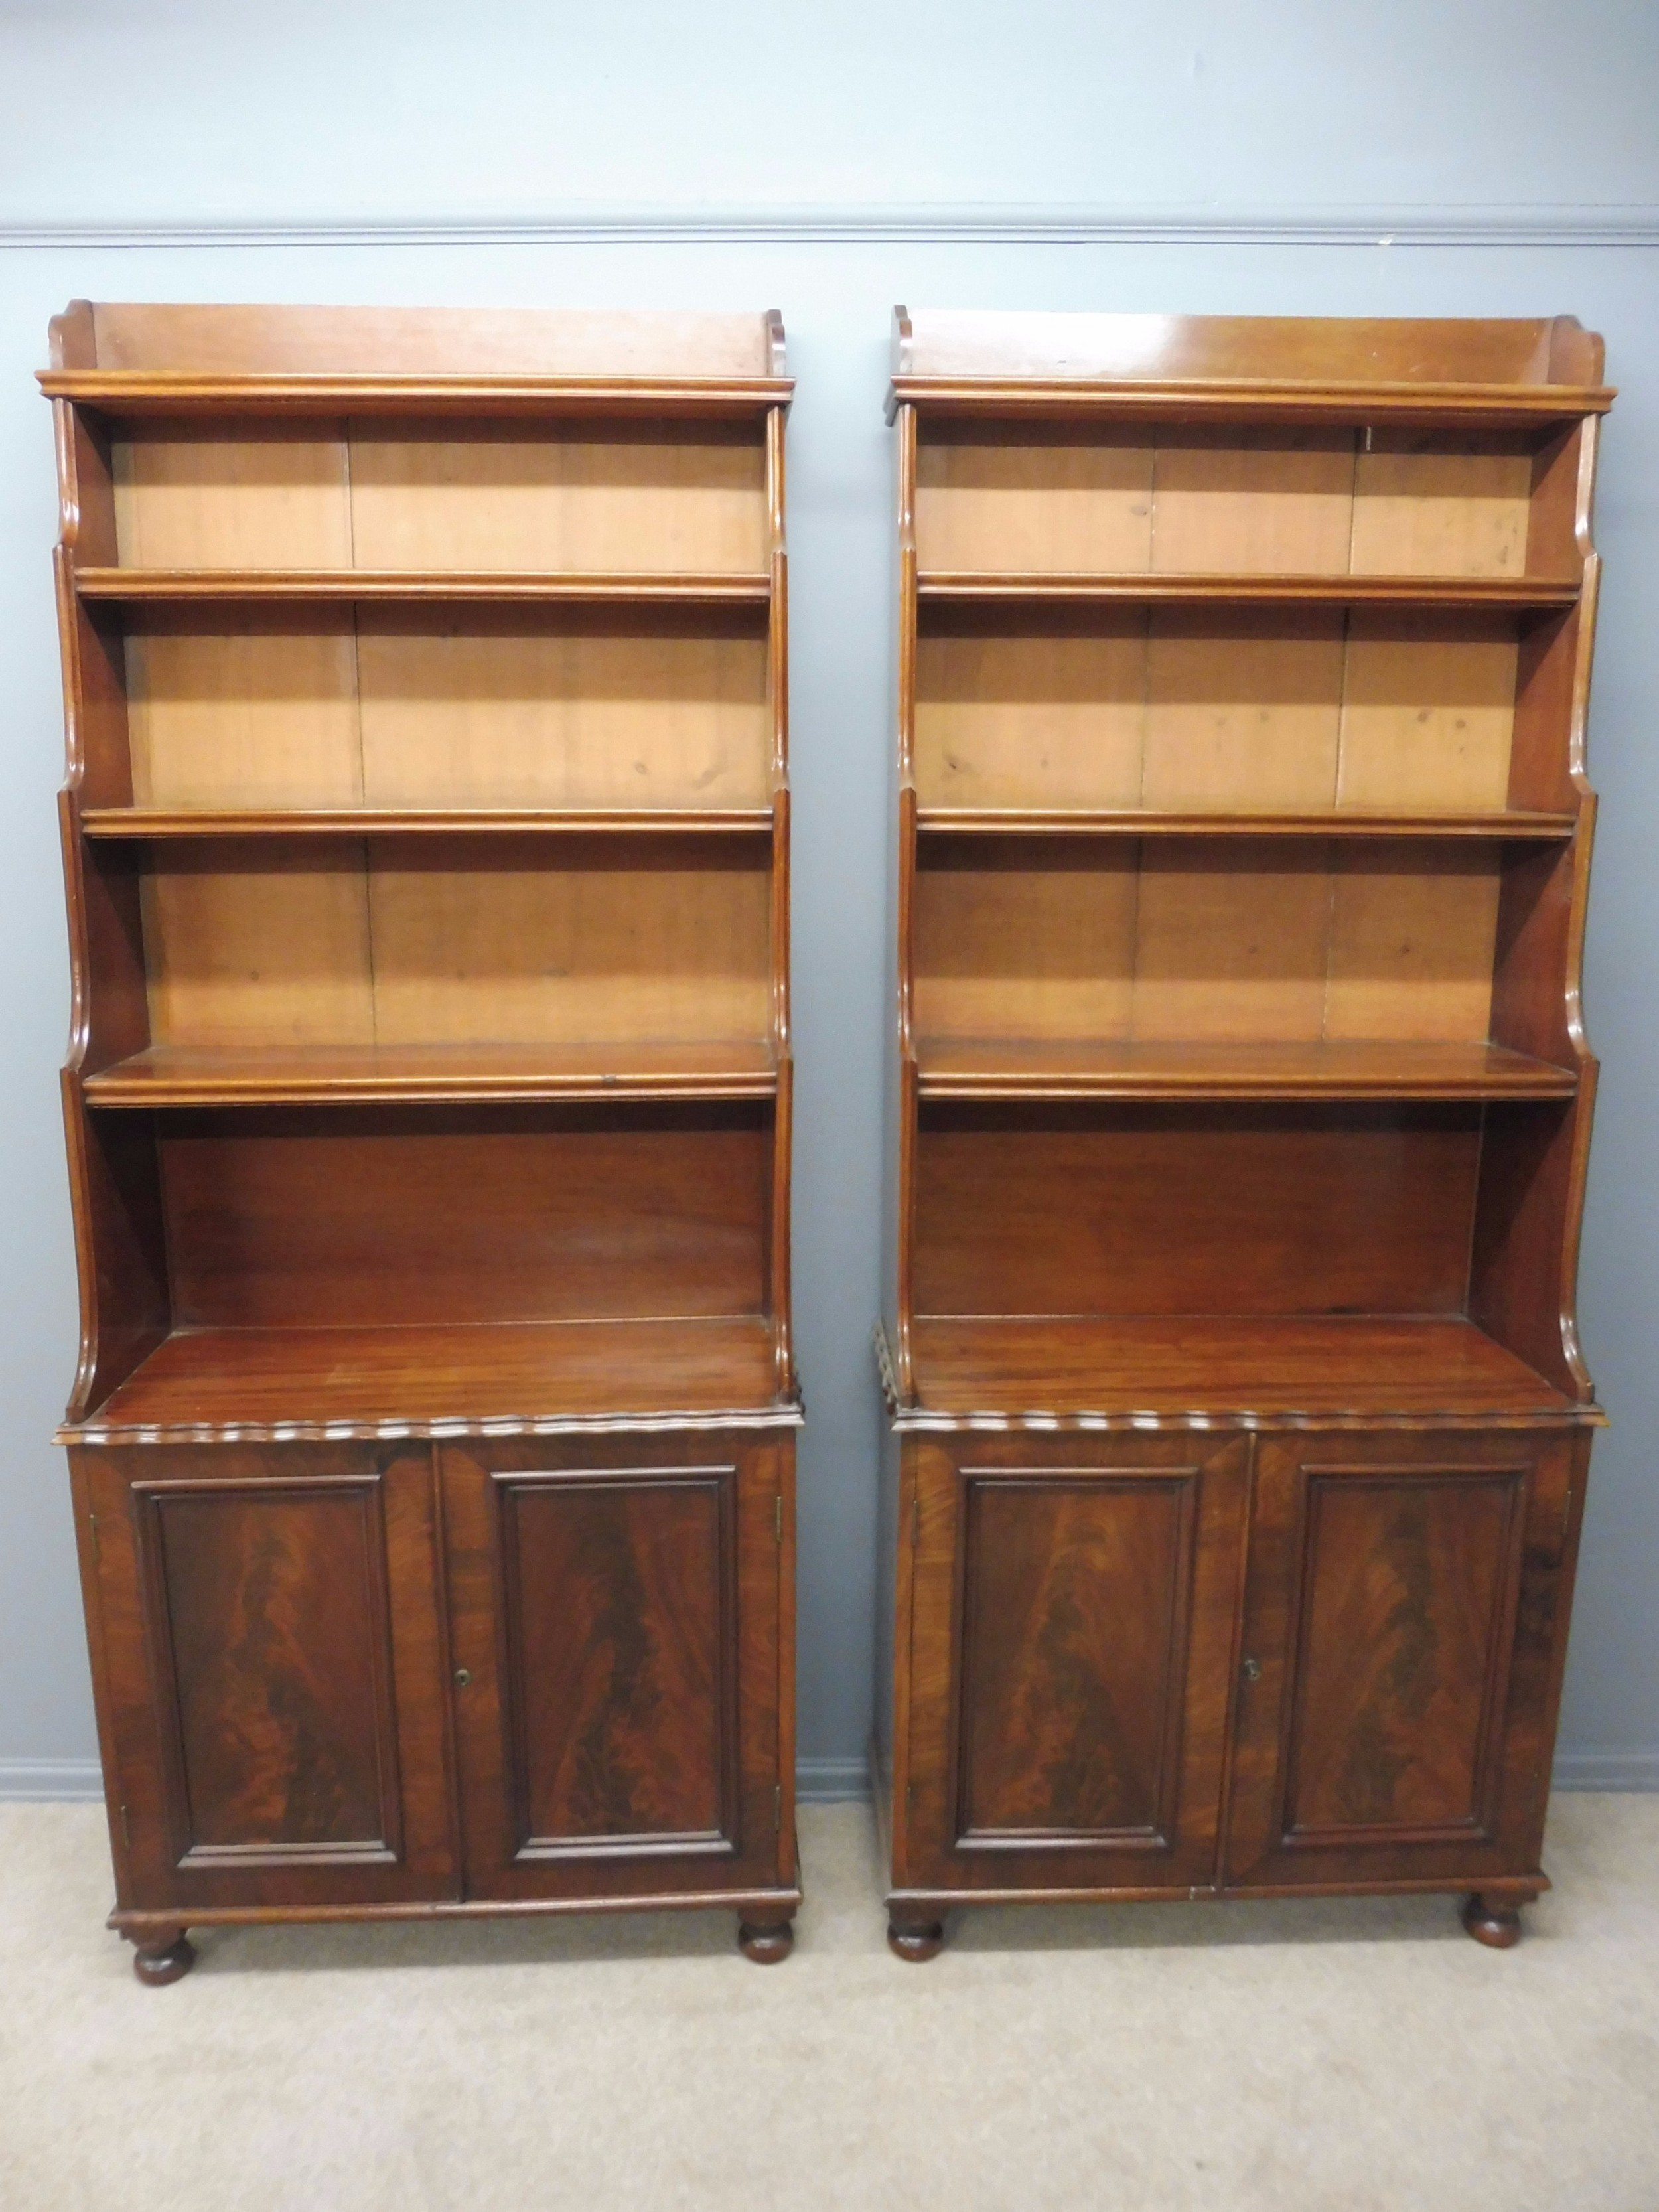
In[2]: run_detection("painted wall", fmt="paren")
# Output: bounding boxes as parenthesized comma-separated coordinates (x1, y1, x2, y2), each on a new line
(2, 3, 1656, 1795)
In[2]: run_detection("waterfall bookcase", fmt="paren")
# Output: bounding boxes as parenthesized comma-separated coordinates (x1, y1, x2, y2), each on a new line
(44, 301, 801, 1981)
(875, 308, 1611, 1959)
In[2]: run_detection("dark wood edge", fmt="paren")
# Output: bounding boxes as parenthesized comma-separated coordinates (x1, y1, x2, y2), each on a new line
(889, 374, 1613, 422)
(888, 1410, 1603, 1435)
(58, 1406, 806, 1448)
(83, 1067, 782, 1109)
(108, 1883, 805, 1933)
(916, 573, 1580, 608)
(885, 1872, 1548, 1911)
(39, 371, 796, 414)
(74, 569, 773, 604)
(81, 808, 776, 838)
(914, 810, 1576, 840)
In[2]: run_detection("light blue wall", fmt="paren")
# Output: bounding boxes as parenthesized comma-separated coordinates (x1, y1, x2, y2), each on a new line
(2, 5, 1656, 1793)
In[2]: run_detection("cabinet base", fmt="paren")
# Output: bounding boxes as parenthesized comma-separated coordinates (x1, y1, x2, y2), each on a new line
(882, 1876, 1546, 1956)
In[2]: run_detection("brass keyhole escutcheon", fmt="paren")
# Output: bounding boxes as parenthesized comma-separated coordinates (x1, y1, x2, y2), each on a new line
(1241, 1657, 1262, 1682)
(454, 1667, 472, 1688)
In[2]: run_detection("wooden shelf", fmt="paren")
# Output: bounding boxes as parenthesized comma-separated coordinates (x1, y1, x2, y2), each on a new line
(74, 568, 772, 606)
(916, 808, 1576, 842)
(901, 1314, 1577, 1422)
(914, 1038, 1579, 1102)
(83, 1040, 779, 1108)
(39, 370, 794, 418)
(80, 807, 776, 840)
(64, 1316, 794, 1441)
(890, 374, 1613, 428)
(916, 573, 1579, 609)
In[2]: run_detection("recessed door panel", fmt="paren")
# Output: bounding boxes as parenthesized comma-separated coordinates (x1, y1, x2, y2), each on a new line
(443, 1434, 789, 1902)
(1225, 1428, 1582, 1891)
(959, 1475, 1194, 1843)
(899, 1433, 1248, 1895)
(1283, 1473, 1518, 1840)
(76, 1445, 457, 1911)
(153, 1481, 395, 1854)
(504, 1472, 730, 1847)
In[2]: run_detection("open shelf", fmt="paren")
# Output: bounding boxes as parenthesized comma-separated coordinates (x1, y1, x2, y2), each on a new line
(903, 1314, 1574, 1420)
(40, 370, 793, 419)
(75, 569, 772, 606)
(914, 808, 1576, 840)
(65, 1315, 790, 1440)
(912, 1037, 1578, 1102)
(84, 1039, 779, 1107)
(81, 807, 776, 840)
(917, 573, 1579, 609)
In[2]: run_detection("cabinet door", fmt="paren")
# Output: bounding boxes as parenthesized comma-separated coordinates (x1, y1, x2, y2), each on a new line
(74, 1445, 458, 1913)
(1224, 1428, 1587, 1892)
(441, 1433, 790, 1901)
(901, 1434, 1250, 1895)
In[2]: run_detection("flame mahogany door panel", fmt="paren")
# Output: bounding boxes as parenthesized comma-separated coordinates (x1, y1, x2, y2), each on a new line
(1224, 1428, 1587, 1892)
(441, 1431, 790, 1901)
(902, 1432, 1250, 1895)
(74, 1443, 459, 1912)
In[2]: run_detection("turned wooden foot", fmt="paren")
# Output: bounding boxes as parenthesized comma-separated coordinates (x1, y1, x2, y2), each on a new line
(737, 1912, 794, 1964)
(131, 1929, 196, 1986)
(1461, 1893, 1523, 1949)
(887, 1913, 946, 1963)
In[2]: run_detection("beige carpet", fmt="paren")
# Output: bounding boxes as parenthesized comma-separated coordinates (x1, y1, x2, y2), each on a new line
(1, 1795, 1655, 2212)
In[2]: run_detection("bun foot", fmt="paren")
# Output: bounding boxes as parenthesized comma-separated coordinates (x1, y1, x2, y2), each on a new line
(738, 1912, 794, 1964)
(887, 1913, 945, 1963)
(131, 1929, 196, 1986)
(1461, 1893, 1523, 1949)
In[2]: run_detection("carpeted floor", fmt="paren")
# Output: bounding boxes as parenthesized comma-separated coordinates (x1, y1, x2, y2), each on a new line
(1, 1793, 1654, 2211)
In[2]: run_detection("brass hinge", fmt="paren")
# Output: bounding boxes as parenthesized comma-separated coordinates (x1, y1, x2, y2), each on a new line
(773, 1783, 782, 1832)
(88, 1512, 100, 1566)
(775, 1493, 783, 1545)
(118, 1803, 131, 1849)
(911, 1487, 920, 1548)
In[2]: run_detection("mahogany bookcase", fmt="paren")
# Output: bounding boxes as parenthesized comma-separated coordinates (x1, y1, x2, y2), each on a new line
(44, 301, 801, 1980)
(875, 307, 1611, 1958)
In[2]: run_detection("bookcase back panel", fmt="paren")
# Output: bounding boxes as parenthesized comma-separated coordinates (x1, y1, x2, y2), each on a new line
(915, 610, 1518, 814)
(916, 431, 1153, 573)
(915, 618, 1147, 809)
(915, 427, 1560, 581)
(123, 611, 770, 810)
(127, 615, 364, 808)
(139, 840, 772, 1049)
(111, 421, 768, 575)
(159, 1106, 770, 1328)
(366, 838, 772, 1045)
(1150, 427, 1356, 575)
(114, 423, 354, 569)
(348, 422, 767, 574)
(356, 614, 771, 810)
(141, 844, 377, 1047)
(1350, 435, 1533, 576)
(914, 840, 1501, 1045)
(913, 1103, 1480, 1318)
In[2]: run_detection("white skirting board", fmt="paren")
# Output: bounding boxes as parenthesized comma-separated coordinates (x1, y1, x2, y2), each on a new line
(2, 1755, 1654, 1803)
